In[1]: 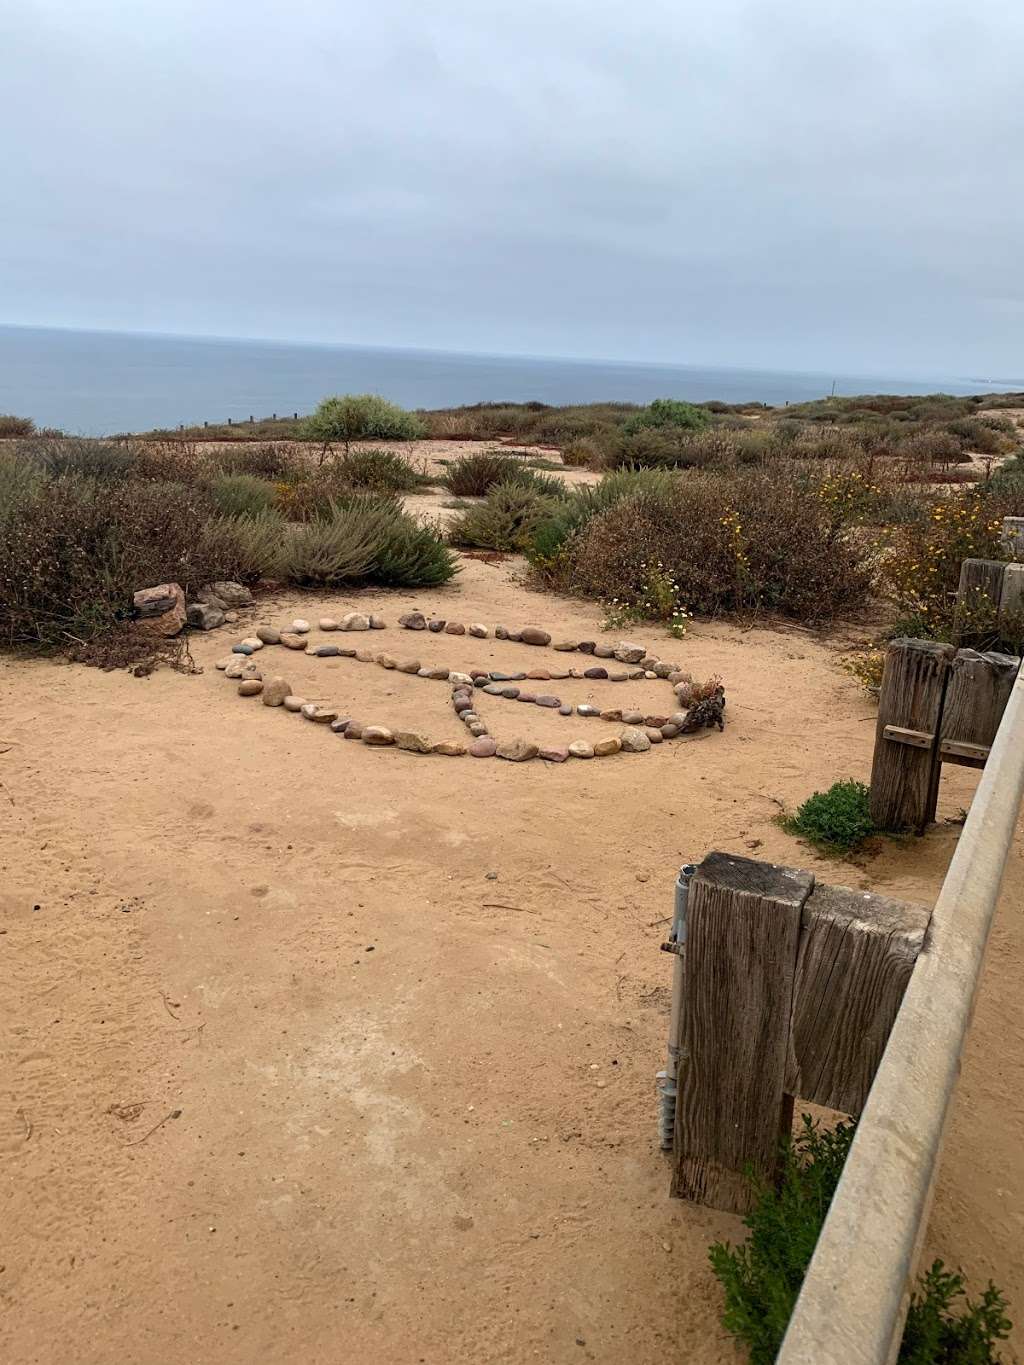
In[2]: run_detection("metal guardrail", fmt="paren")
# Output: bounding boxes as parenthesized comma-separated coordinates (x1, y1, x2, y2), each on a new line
(777, 664, 1024, 1363)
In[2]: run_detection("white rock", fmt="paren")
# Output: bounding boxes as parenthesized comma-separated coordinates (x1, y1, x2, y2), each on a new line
(291, 619, 311, 634)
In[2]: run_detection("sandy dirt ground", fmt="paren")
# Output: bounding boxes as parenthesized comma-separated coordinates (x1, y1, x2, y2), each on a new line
(2, 557, 1023, 1365)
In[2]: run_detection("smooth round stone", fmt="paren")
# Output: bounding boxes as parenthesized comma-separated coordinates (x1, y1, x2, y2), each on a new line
(422, 667, 451, 681)
(644, 671, 658, 680)
(516, 692, 536, 703)
(432, 740, 467, 756)
(583, 666, 608, 680)
(660, 723, 680, 739)
(552, 641, 577, 651)
(501, 687, 521, 700)
(280, 633, 308, 650)
(314, 644, 342, 656)
(594, 737, 622, 757)
(312, 709, 338, 724)
(496, 739, 539, 762)
(444, 621, 466, 635)
(482, 683, 504, 696)
(461, 713, 479, 725)
(535, 695, 561, 708)
(644, 727, 664, 744)
(396, 659, 421, 674)
(341, 613, 370, 631)
(468, 722, 489, 738)
(262, 677, 290, 707)
(291, 619, 311, 634)
(622, 710, 645, 726)
(319, 617, 340, 631)
(224, 611, 239, 624)
(473, 677, 488, 688)
(592, 644, 615, 659)
(395, 731, 432, 753)
(469, 736, 497, 757)
(654, 662, 673, 678)
(493, 626, 509, 640)
(577, 641, 596, 654)
(427, 619, 445, 632)
(238, 679, 263, 696)
(526, 669, 551, 681)
(283, 695, 306, 712)
(469, 669, 490, 680)
(344, 721, 365, 739)
(608, 671, 630, 682)
(453, 697, 474, 714)
(256, 625, 281, 645)
(519, 627, 550, 647)
(449, 672, 473, 687)
(468, 624, 488, 638)
(215, 656, 233, 670)
(378, 654, 398, 669)
(490, 671, 526, 682)
(539, 746, 569, 762)
(600, 708, 623, 722)
(669, 711, 691, 727)
(362, 726, 394, 745)
(240, 637, 263, 651)
(330, 718, 351, 733)
(620, 726, 652, 753)
(577, 705, 600, 718)
(568, 740, 595, 759)
(232, 643, 254, 655)
(558, 704, 574, 716)
(369, 615, 386, 629)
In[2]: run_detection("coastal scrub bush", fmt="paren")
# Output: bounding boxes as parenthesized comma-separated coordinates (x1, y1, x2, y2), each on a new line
(209, 472, 279, 517)
(213, 442, 300, 480)
(622, 397, 710, 436)
(0, 414, 36, 437)
(369, 517, 459, 587)
(19, 437, 137, 481)
(782, 780, 875, 852)
(193, 511, 287, 584)
(333, 447, 428, 494)
(301, 394, 424, 458)
(448, 482, 562, 552)
(711, 1117, 1011, 1364)
(283, 502, 400, 584)
(441, 451, 523, 496)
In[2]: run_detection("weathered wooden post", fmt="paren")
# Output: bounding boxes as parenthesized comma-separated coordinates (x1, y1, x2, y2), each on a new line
(672, 852, 813, 1212)
(953, 558, 1005, 646)
(869, 638, 954, 833)
(939, 649, 1019, 768)
(999, 563, 1024, 648)
(671, 852, 929, 1214)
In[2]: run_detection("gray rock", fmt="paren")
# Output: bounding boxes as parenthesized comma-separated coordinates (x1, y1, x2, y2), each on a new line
(395, 659, 421, 673)
(613, 642, 646, 664)
(468, 722, 489, 738)
(314, 644, 342, 656)
(516, 691, 536, 703)
(660, 723, 680, 739)
(422, 667, 451, 681)
(362, 726, 394, 745)
(231, 643, 254, 655)
(468, 624, 488, 638)
(330, 718, 352, 733)
(283, 695, 306, 712)
(454, 696, 475, 713)
(344, 721, 364, 739)
(187, 601, 226, 631)
(261, 677, 291, 707)
(535, 695, 561, 708)
(224, 610, 239, 624)
(501, 687, 521, 700)
(608, 670, 630, 682)
(490, 671, 526, 682)
(427, 619, 445, 632)
(341, 612, 370, 631)
(482, 683, 505, 696)
(208, 581, 253, 608)
(593, 643, 615, 658)
(558, 704, 574, 716)
(399, 612, 427, 630)
(583, 666, 608, 680)
(568, 740, 595, 759)
(238, 679, 263, 697)
(577, 641, 596, 653)
(494, 625, 509, 639)
(256, 625, 282, 645)
(640, 656, 660, 671)
(620, 726, 652, 753)
(577, 704, 600, 718)
(653, 662, 673, 678)
(622, 710, 645, 725)
(469, 737, 497, 757)
(644, 727, 664, 744)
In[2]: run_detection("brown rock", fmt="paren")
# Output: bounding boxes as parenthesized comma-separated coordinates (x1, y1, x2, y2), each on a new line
(539, 746, 569, 763)
(469, 737, 497, 757)
(519, 627, 551, 647)
(593, 643, 615, 658)
(399, 612, 427, 630)
(431, 740, 467, 756)
(496, 739, 539, 762)
(395, 731, 432, 753)
(608, 670, 630, 682)
(526, 669, 551, 680)
(319, 617, 340, 631)
(396, 659, 421, 673)
(283, 695, 306, 712)
(568, 740, 595, 759)
(622, 710, 645, 725)
(133, 582, 186, 637)
(468, 624, 488, 638)
(594, 737, 622, 757)
(370, 615, 386, 630)
(600, 708, 623, 722)
(261, 677, 291, 706)
(535, 695, 561, 708)
(237, 679, 263, 696)
(620, 726, 651, 753)
(341, 612, 370, 631)
(552, 640, 578, 651)
(344, 721, 365, 739)
(577, 641, 596, 653)
(584, 666, 608, 680)
(362, 726, 395, 745)
(613, 642, 646, 664)
(256, 624, 282, 644)
(494, 625, 509, 639)
(280, 633, 308, 650)
(378, 654, 398, 669)
(444, 621, 466, 635)
(208, 581, 253, 608)
(644, 727, 664, 744)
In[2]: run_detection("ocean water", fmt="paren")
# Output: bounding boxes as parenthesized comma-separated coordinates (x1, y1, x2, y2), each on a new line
(0, 324, 1019, 438)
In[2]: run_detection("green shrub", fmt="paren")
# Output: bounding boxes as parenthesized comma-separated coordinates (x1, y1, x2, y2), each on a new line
(945, 417, 1013, 456)
(301, 394, 424, 455)
(209, 472, 279, 517)
(562, 438, 601, 467)
(527, 467, 681, 566)
(193, 511, 287, 584)
(334, 447, 427, 494)
(448, 482, 562, 552)
(20, 437, 137, 481)
(0, 447, 45, 514)
(622, 397, 711, 436)
(900, 430, 971, 465)
(441, 451, 521, 496)
(370, 518, 459, 587)
(0, 414, 36, 437)
(213, 442, 299, 480)
(281, 500, 456, 588)
(782, 780, 875, 851)
(710, 1117, 1011, 1364)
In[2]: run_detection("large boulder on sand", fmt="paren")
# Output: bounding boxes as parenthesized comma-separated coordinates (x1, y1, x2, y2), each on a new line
(133, 583, 186, 636)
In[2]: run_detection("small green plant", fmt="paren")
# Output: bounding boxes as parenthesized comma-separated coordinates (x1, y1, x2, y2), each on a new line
(301, 394, 424, 459)
(622, 397, 711, 436)
(448, 481, 562, 552)
(334, 447, 428, 494)
(842, 647, 886, 694)
(441, 451, 518, 496)
(209, 472, 279, 518)
(782, 779, 875, 852)
(711, 1117, 1012, 1364)
(602, 560, 693, 637)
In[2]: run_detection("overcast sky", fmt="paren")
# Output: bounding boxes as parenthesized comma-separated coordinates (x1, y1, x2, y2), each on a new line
(2, 0, 1022, 377)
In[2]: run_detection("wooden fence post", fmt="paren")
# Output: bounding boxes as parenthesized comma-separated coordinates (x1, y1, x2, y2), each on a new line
(869, 638, 954, 833)
(938, 648, 1019, 768)
(672, 852, 813, 1213)
(954, 558, 1006, 646)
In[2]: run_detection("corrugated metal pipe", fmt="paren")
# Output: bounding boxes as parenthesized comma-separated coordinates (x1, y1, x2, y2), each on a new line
(656, 863, 697, 1150)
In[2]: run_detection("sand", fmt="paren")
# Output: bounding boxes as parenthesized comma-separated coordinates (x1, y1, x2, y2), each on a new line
(2, 555, 1023, 1364)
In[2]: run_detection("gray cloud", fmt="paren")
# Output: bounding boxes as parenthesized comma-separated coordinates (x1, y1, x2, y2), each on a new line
(2, 0, 1022, 376)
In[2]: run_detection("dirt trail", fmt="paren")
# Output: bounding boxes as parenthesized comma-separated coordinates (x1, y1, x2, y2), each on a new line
(2, 556, 1022, 1364)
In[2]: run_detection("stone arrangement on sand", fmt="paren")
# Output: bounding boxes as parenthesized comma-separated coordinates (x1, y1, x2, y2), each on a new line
(214, 610, 726, 762)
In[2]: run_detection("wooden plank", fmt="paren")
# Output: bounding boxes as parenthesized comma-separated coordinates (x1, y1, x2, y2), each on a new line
(938, 649, 1018, 775)
(869, 638, 954, 834)
(672, 851, 814, 1213)
(882, 725, 933, 749)
(786, 885, 929, 1116)
(953, 558, 1005, 647)
(999, 563, 1024, 651)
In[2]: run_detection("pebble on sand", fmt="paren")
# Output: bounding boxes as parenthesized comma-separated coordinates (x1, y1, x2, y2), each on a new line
(469, 737, 497, 757)
(280, 633, 308, 650)
(496, 739, 539, 762)
(261, 677, 291, 707)
(568, 740, 595, 759)
(619, 727, 652, 753)
(594, 737, 622, 757)
(362, 726, 395, 745)
(256, 625, 282, 645)
(283, 696, 306, 712)
(395, 731, 433, 753)
(431, 740, 467, 756)
(291, 619, 311, 633)
(238, 680, 263, 696)
(319, 617, 340, 631)
(468, 624, 489, 638)
(519, 627, 551, 647)
(539, 747, 569, 762)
